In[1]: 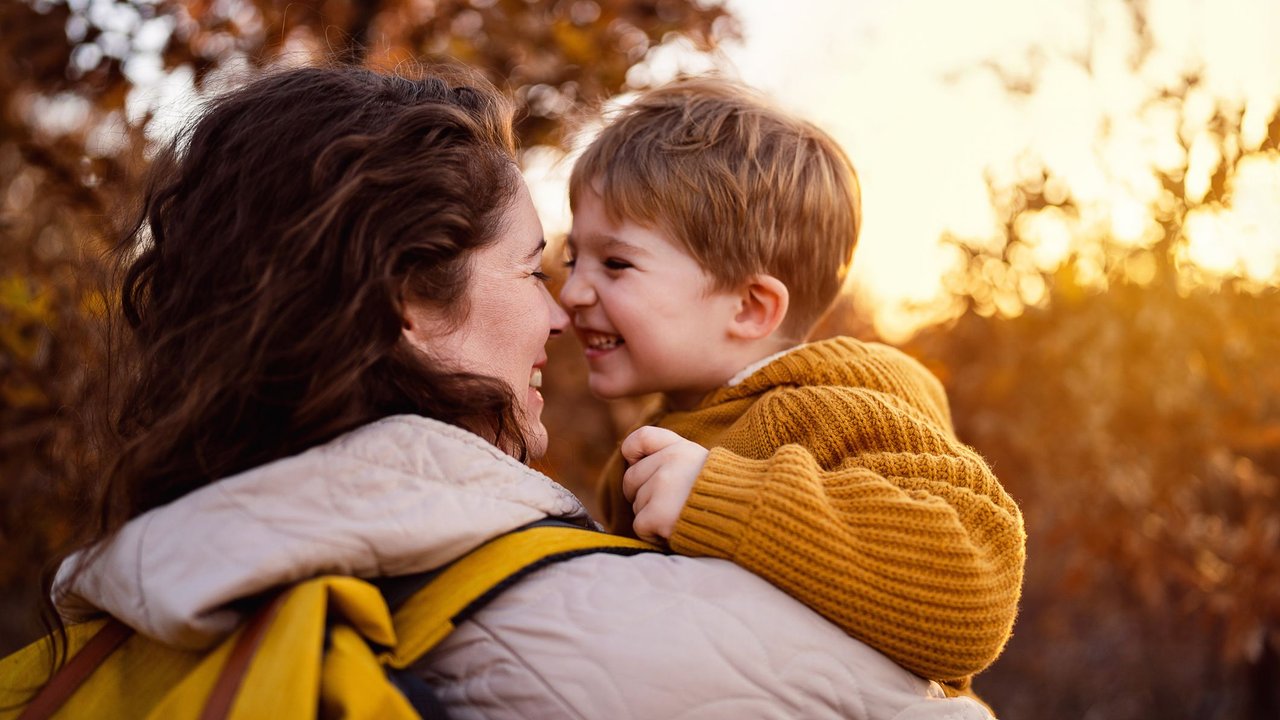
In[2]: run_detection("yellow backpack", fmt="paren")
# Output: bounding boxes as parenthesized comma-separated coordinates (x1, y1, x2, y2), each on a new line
(0, 522, 659, 719)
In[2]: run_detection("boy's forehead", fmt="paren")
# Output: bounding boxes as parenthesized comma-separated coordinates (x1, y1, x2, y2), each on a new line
(567, 232, 649, 254)
(569, 194, 691, 259)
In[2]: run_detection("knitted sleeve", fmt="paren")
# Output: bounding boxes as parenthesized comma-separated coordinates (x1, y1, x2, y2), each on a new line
(668, 387, 1026, 682)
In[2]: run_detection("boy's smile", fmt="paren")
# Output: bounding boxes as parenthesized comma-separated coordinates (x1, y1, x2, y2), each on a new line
(560, 189, 745, 409)
(580, 330, 624, 355)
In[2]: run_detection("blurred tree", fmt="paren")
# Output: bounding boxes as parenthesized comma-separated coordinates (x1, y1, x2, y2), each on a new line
(905, 1, 1280, 718)
(0, 0, 738, 654)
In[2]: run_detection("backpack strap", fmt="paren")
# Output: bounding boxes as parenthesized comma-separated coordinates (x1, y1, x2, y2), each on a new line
(199, 592, 287, 720)
(12, 521, 659, 720)
(379, 521, 661, 670)
(16, 619, 131, 720)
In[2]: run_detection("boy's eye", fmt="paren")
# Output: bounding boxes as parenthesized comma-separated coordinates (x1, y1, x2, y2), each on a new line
(603, 258, 633, 271)
(562, 257, 576, 268)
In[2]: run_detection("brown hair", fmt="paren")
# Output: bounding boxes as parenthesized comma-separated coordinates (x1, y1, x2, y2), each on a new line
(569, 77, 862, 337)
(40, 64, 528, 663)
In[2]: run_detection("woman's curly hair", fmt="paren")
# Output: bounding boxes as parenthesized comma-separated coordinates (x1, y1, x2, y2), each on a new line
(39, 65, 533, 665)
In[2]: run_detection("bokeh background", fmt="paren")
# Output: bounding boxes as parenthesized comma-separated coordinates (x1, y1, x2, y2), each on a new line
(2, 0, 1278, 717)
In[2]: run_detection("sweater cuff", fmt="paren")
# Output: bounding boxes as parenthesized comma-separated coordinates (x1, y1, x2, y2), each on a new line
(670, 447, 772, 560)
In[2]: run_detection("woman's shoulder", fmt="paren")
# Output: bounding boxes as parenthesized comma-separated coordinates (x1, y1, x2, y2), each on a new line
(423, 552, 993, 720)
(54, 415, 589, 649)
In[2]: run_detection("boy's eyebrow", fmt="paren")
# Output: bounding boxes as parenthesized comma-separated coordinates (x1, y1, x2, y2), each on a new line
(566, 233, 650, 257)
(602, 236, 649, 256)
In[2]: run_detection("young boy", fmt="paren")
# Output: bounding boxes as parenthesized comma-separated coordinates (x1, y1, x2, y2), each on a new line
(558, 78, 1026, 695)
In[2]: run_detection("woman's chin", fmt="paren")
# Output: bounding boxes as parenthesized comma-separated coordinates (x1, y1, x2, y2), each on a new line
(525, 422, 549, 460)
(521, 388, 549, 459)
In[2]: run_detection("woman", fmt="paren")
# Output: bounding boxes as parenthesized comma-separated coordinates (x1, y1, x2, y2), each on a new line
(41, 65, 989, 719)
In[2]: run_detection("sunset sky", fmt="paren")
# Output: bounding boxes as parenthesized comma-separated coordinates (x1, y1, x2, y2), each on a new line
(528, 0, 1280, 339)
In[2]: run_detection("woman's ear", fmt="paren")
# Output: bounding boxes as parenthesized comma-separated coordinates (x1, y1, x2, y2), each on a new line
(398, 283, 416, 333)
(728, 274, 789, 340)
(400, 298, 437, 348)
(401, 297, 419, 333)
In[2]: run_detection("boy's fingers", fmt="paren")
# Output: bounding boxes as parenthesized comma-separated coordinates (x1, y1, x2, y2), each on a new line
(631, 478, 655, 516)
(621, 455, 657, 503)
(620, 426, 681, 465)
(633, 491, 678, 545)
(632, 513, 664, 546)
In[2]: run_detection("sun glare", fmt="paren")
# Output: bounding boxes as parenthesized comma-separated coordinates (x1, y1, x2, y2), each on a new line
(1018, 208, 1074, 269)
(1180, 155, 1280, 282)
(1111, 197, 1150, 246)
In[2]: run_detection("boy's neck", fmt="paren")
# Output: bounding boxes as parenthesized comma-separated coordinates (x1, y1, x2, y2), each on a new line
(726, 345, 799, 387)
(662, 338, 801, 412)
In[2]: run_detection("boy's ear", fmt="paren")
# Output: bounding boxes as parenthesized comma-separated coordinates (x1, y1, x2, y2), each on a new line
(727, 274, 789, 340)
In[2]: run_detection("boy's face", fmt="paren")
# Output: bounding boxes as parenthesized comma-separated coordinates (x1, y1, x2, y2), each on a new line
(560, 189, 744, 408)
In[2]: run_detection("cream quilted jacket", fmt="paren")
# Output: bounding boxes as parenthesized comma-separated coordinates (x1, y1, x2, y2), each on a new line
(55, 415, 992, 719)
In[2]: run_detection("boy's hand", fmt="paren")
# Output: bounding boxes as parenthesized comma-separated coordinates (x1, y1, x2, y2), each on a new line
(620, 426, 710, 545)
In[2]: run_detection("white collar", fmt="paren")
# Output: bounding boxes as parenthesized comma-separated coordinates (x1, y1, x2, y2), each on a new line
(726, 344, 805, 387)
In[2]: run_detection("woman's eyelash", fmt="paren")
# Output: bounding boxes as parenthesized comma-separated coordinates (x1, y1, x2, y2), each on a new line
(532, 270, 551, 282)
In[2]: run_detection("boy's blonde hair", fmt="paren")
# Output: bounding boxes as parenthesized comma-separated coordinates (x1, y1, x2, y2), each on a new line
(569, 77, 862, 337)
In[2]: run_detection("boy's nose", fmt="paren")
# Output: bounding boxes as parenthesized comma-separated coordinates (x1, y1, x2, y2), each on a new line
(558, 268, 595, 309)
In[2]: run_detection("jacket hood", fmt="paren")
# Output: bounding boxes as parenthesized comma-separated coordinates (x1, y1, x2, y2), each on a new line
(54, 415, 589, 649)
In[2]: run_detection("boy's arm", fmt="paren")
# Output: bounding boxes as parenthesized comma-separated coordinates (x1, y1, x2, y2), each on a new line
(667, 387, 1026, 683)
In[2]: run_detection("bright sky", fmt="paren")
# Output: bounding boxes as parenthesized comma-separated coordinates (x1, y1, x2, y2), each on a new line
(527, 0, 1280, 340)
(103, 0, 1280, 339)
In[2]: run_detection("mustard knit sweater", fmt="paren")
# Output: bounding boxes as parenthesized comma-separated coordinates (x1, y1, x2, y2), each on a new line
(596, 336, 1026, 687)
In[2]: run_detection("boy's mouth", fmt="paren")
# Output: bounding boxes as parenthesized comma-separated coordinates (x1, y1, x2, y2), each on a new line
(581, 331, 624, 352)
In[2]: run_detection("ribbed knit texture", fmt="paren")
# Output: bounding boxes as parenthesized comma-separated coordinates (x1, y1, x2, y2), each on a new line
(597, 336, 1026, 689)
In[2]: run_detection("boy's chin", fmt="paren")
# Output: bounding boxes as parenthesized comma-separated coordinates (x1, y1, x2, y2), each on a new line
(586, 374, 635, 401)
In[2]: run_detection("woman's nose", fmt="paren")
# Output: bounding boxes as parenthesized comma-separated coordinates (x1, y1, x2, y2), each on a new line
(545, 285, 570, 336)
(558, 267, 595, 309)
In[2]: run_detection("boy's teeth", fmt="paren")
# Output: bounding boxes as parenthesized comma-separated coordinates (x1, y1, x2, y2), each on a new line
(586, 334, 623, 350)
(530, 369, 543, 388)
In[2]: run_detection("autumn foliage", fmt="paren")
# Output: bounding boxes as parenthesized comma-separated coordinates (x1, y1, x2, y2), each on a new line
(2, 1, 1278, 719)
(893, 27, 1280, 711)
(910, 192, 1280, 719)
